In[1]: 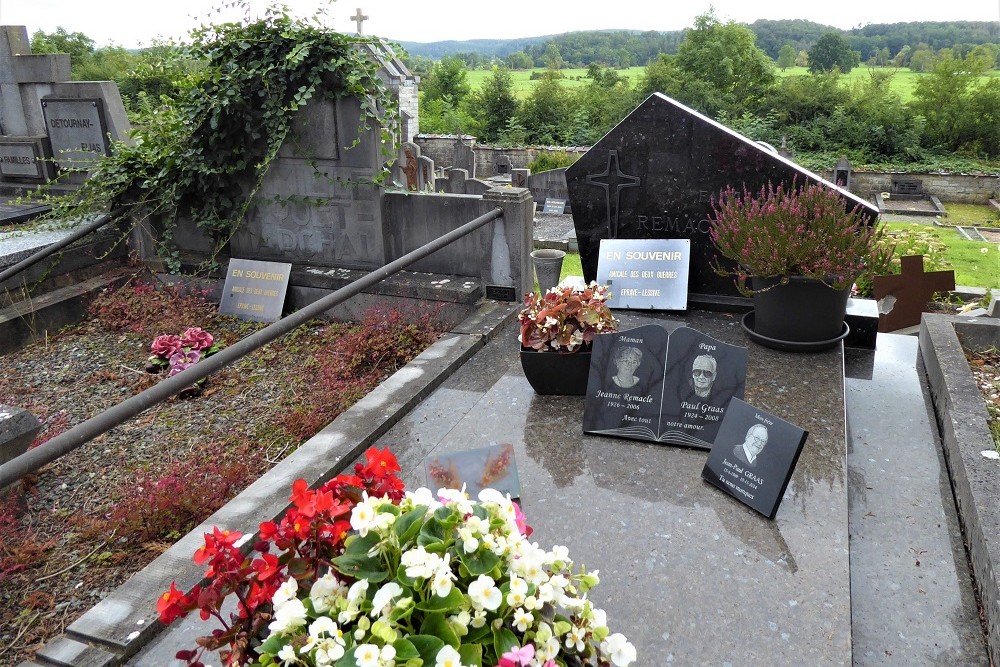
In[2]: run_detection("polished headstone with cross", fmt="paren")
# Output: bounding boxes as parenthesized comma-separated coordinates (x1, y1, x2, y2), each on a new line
(565, 93, 879, 306)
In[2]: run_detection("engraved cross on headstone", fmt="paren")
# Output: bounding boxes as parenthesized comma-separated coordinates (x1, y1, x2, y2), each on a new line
(586, 150, 640, 238)
(352, 8, 369, 35)
(872, 254, 956, 332)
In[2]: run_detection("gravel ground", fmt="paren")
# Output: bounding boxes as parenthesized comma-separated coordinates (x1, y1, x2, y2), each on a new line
(0, 284, 437, 666)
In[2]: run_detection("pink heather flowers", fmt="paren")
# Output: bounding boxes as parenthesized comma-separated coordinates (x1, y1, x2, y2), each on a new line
(709, 180, 893, 296)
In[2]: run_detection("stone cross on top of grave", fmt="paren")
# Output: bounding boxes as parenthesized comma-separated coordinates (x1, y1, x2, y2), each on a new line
(352, 8, 369, 35)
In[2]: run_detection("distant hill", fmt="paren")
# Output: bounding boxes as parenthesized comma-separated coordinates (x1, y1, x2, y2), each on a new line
(395, 36, 554, 59)
(394, 21, 1000, 65)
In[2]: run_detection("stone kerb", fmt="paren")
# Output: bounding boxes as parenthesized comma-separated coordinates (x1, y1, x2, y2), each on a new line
(919, 313, 1000, 661)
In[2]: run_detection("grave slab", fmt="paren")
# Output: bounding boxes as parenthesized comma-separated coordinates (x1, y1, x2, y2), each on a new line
(846, 334, 988, 664)
(0, 404, 41, 473)
(384, 310, 851, 664)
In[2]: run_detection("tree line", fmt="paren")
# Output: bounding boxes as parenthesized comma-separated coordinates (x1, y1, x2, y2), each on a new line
(417, 12, 1000, 170)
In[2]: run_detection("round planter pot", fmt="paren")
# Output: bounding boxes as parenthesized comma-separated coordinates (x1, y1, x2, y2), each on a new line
(519, 348, 591, 395)
(750, 276, 851, 345)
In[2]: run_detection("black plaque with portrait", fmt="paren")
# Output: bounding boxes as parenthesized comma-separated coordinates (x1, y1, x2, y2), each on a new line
(701, 398, 809, 519)
(583, 324, 748, 449)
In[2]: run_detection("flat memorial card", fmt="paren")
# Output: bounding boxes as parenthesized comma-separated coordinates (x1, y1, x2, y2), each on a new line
(583, 324, 748, 449)
(701, 398, 809, 520)
(596, 239, 691, 311)
(219, 258, 292, 322)
(424, 443, 521, 499)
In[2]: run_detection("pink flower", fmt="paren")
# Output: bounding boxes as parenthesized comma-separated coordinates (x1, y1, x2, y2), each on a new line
(181, 327, 214, 350)
(150, 334, 183, 359)
(168, 349, 201, 376)
(512, 501, 533, 537)
(498, 644, 534, 667)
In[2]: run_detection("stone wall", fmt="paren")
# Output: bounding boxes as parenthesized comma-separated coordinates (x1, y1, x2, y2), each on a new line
(416, 135, 1000, 205)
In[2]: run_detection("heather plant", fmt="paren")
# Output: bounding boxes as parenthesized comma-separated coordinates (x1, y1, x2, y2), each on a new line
(709, 180, 893, 296)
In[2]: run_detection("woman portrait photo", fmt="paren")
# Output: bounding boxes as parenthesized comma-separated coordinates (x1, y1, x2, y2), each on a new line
(612, 345, 643, 389)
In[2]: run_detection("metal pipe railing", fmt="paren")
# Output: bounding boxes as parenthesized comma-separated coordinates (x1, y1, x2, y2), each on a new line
(0, 207, 503, 489)
(0, 208, 127, 285)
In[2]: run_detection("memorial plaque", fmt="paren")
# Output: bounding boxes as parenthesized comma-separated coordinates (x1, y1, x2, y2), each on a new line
(218, 258, 292, 322)
(565, 93, 878, 302)
(583, 324, 748, 449)
(542, 198, 566, 214)
(702, 398, 808, 519)
(424, 443, 521, 499)
(597, 239, 690, 310)
(41, 98, 110, 170)
(0, 141, 43, 179)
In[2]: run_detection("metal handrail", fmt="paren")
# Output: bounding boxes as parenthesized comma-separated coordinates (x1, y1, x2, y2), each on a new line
(0, 207, 503, 489)
(0, 208, 127, 285)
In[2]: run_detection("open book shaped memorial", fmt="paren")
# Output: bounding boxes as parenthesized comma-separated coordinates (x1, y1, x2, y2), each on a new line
(583, 324, 748, 449)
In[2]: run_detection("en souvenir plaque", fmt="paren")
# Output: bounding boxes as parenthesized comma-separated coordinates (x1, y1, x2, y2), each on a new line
(702, 398, 809, 519)
(596, 238, 690, 310)
(218, 258, 292, 322)
(583, 324, 748, 449)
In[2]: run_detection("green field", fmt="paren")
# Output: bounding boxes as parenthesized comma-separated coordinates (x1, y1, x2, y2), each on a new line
(885, 221, 1000, 289)
(464, 65, 999, 102)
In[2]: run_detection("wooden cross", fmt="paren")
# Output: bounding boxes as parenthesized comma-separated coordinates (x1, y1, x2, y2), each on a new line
(872, 254, 956, 332)
(352, 8, 369, 35)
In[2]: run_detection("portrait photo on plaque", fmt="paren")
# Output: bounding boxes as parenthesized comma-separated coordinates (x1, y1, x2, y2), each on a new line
(583, 324, 747, 449)
(701, 398, 809, 519)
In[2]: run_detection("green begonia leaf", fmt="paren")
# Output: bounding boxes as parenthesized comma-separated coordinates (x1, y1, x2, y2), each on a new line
(459, 643, 484, 667)
(420, 612, 460, 648)
(461, 548, 500, 577)
(394, 505, 428, 545)
(414, 586, 464, 612)
(409, 634, 446, 664)
(392, 638, 420, 660)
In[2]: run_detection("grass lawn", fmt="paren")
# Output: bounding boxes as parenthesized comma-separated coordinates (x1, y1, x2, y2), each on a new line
(885, 221, 1000, 289)
(464, 65, 999, 103)
(942, 202, 1000, 228)
(555, 223, 1000, 293)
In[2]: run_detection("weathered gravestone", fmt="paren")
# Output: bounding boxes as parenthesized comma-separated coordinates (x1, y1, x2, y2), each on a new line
(565, 93, 878, 304)
(0, 404, 41, 486)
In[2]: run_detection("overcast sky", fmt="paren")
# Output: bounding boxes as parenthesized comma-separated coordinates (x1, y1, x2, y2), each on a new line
(1, 0, 998, 48)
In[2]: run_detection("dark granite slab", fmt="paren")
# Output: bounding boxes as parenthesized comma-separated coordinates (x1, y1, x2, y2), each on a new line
(383, 310, 851, 664)
(0, 200, 50, 226)
(565, 93, 877, 305)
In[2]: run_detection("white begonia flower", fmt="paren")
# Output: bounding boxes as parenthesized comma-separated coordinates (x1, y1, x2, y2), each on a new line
(312, 637, 346, 665)
(470, 609, 487, 628)
(354, 644, 381, 667)
(566, 624, 588, 652)
(437, 487, 473, 515)
(277, 643, 300, 665)
(370, 581, 403, 618)
(457, 526, 479, 554)
(513, 549, 548, 585)
(536, 582, 556, 603)
(435, 645, 466, 667)
(272, 578, 299, 608)
(512, 608, 533, 632)
(602, 633, 638, 666)
(378, 644, 397, 666)
(402, 545, 440, 580)
(467, 574, 502, 611)
(547, 544, 570, 564)
(477, 488, 508, 505)
(592, 607, 608, 630)
(450, 609, 471, 629)
(269, 598, 308, 635)
(347, 579, 370, 603)
(350, 495, 381, 537)
(523, 595, 542, 611)
(464, 514, 486, 534)
(308, 616, 338, 640)
(310, 571, 344, 614)
(539, 636, 561, 661)
(433, 566, 456, 597)
(506, 576, 528, 607)
(408, 487, 438, 509)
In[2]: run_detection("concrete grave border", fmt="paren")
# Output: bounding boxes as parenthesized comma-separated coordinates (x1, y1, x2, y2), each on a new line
(919, 313, 1000, 662)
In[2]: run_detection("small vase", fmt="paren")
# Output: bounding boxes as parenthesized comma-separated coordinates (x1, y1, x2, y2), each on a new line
(530, 249, 566, 294)
(747, 276, 851, 350)
(519, 347, 591, 395)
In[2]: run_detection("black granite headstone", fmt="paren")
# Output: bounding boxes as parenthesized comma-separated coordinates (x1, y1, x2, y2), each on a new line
(565, 93, 878, 305)
(583, 324, 748, 449)
(701, 398, 808, 519)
